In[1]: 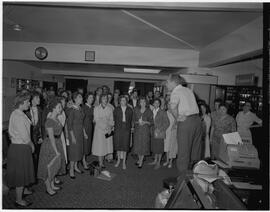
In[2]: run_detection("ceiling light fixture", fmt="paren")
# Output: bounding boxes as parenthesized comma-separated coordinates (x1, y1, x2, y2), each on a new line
(124, 68, 160, 74)
(13, 24, 23, 31)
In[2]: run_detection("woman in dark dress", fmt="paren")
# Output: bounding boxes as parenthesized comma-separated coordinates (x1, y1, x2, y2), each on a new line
(67, 92, 88, 179)
(114, 95, 133, 170)
(7, 93, 35, 207)
(133, 97, 153, 168)
(82, 92, 95, 169)
(148, 98, 170, 170)
(210, 103, 236, 159)
(38, 98, 63, 196)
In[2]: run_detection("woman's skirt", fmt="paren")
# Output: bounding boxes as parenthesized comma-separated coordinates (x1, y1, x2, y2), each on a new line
(6, 144, 35, 187)
(114, 124, 130, 152)
(151, 138, 164, 154)
(55, 139, 66, 175)
(38, 138, 61, 181)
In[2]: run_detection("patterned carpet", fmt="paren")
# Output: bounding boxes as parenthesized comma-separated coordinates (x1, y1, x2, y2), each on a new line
(3, 155, 178, 209)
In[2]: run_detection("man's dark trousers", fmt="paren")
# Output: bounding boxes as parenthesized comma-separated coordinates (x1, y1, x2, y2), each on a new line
(176, 114, 203, 174)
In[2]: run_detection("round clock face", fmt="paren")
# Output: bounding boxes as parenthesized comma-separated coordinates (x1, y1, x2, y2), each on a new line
(35, 47, 48, 60)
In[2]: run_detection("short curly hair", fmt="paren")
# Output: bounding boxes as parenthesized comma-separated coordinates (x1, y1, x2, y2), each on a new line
(14, 93, 31, 108)
(48, 97, 61, 112)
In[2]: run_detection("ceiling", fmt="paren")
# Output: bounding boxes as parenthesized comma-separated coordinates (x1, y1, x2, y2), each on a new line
(3, 3, 262, 50)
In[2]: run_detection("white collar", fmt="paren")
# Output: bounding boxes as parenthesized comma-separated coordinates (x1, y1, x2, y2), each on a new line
(243, 111, 251, 115)
(86, 103, 92, 108)
(173, 84, 182, 91)
(72, 105, 80, 110)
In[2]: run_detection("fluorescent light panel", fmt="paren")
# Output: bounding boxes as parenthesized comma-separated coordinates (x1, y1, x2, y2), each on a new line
(124, 68, 160, 74)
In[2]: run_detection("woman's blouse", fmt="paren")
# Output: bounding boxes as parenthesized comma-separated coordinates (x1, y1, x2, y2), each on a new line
(9, 109, 31, 144)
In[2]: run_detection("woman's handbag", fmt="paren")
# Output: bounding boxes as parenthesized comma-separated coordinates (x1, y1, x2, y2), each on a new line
(105, 131, 114, 138)
(89, 161, 101, 177)
(154, 128, 166, 139)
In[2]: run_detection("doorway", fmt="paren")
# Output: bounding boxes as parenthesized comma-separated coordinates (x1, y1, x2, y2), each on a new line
(135, 82, 154, 96)
(114, 81, 131, 95)
(66, 79, 88, 94)
(43, 81, 58, 92)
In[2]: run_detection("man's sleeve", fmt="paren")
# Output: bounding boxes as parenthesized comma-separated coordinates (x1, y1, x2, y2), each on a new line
(170, 90, 180, 110)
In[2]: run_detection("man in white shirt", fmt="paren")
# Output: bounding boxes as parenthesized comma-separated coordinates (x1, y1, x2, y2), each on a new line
(166, 74, 203, 174)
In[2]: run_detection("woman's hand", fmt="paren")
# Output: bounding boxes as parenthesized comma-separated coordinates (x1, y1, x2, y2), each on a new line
(139, 120, 145, 126)
(72, 137, 76, 144)
(37, 138, 43, 144)
(55, 150, 60, 156)
(83, 129, 88, 139)
(30, 142, 35, 153)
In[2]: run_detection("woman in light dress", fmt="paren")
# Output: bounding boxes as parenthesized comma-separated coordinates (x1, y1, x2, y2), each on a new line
(92, 94, 114, 168)
(236, 101, 262, 143)
(199, 103, 211, 158)
(163, 102, 178, 168)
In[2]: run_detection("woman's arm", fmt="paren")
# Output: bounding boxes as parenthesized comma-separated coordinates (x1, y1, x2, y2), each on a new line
(252, 113, 262, 126)
(205, 115, 211, 134)
(47, 127, 59, 155)
(16, 116, 31, 145)
(210, 125, 214, 142)
(143, 110, 153, 125)
(231, 118, 237, 132)
(67, 109, 76, 144)
(108, 107, 114, 127)
(162, 111, 170, 131)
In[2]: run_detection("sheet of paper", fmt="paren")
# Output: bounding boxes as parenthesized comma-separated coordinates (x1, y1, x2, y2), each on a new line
(213, 160, 230, 168)
(232, 182, 262, 190)
(223, 132, 243, 145)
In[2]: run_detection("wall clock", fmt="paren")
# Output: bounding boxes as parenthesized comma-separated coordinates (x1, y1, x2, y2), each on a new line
(35, 47, 48, 60)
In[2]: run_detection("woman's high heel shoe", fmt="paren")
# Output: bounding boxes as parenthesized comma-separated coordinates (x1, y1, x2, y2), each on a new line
(15, 200, 32, 207)
(52, 186, 62, 191)
(75, 169, 84, 174)
(69, 172, 76, 179)
(83, 166, 90, 170)
(163, 162, 169, 166)
(137, 162, 143, 169)
(46, 190, 57, 196)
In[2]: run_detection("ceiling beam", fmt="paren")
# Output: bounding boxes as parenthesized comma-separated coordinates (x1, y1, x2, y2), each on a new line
(121, 10, 196, 50)
(4, 2, 262, 12)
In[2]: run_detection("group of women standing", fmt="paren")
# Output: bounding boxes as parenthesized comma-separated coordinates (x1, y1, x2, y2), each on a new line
(91, 92, 178, 171)
(6, 88, 179, 207)
(6, 90, 96, 206)
(8, 86, 261, 208)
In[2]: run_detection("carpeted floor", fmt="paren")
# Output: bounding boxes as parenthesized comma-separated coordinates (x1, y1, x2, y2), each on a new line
(3, 155, 178, 209)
